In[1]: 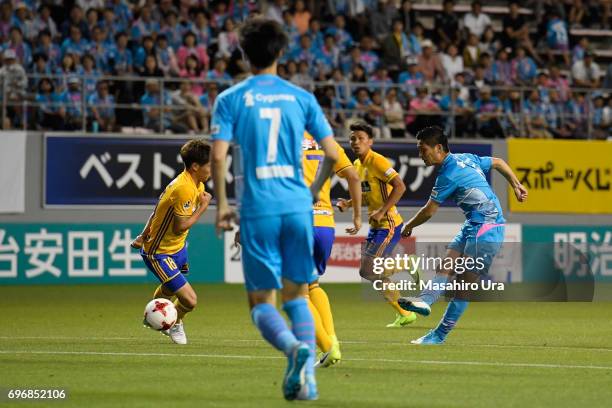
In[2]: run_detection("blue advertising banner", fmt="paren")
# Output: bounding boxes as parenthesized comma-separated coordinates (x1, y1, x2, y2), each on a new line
(44, 134, 492, 207)
(0, 223, 224, 285)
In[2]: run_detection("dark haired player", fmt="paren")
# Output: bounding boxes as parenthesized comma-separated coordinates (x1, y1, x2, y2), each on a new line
(398, 126, 527, 344)
(132, 139, 212, 345)
(210, 19, 338, 401)
(337, 122, 418, 328)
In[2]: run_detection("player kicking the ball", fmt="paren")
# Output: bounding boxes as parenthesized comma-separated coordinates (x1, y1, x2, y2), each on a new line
(337, 122, 418, 328)
(398, 126, 527, 344)
(132, 139, 212, 345)
(211, 19, 338, 401)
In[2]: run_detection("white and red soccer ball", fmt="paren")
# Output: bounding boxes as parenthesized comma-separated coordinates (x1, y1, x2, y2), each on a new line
(144, 298, 178, 331)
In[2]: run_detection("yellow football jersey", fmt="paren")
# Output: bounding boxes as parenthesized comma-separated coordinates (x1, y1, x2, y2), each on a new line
(302, 133, 353, 228)
(353, 149, 403, 230)
(143, 170, 205, 255)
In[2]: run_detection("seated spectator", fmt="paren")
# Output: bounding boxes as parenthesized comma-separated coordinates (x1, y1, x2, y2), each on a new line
(463, 0, 491, 38)
(78, 53, 101, 97)
(408, 22, 425, 56)
(306, 18, 324, 50)
(381, 19, 411, 75)
(523, 89, 552, 138)
(101, 7, 125, 40)
(592, 94, 611, 140)
(340, 46, 361, 75)
(479, 27, 500, 58)
(31, 53, 53, 89)
(491, 48, 513, 86)
(434, 0, 461, 50)
(34, 30, 61, 69)
(31, 4, 58, 41)
(199, 82, 219, 115)
(383, 88, 406, 138)
(131, 5, 160, 43)
(170, 81, 208, 133)
(60, 76, 85, 130)
(35, 77, 64, 130)
(60, 5, 89, 41)
(548, 65, 570, 101)
(293, 0, 311, 35)
(88, 80, 115, 132)
(217, 18, 239, 59)
(417, 40, 446, 83)
(61, 25, 89, 60)
(176, 31, 209, 71)
(371, 0, 397, 41)
(315, 34, 340, 76)
(502, 1, 541, 65)
(441, 43, 463, 84)
(0, 49, 27, 128)
(474, 86, 504, 138)
(160, 9, 184, 49)
(359, 36, 380, 75)
(134, 36, 156, 73)
(346, 87, 373, 122)
(207, 58, 232, 82)
(571, 51, 601, 88)
(291, 60, 314, 91)
(546, 10, 570, 67)
(572, 37, 591, 64)
(140, 79, 187, 133)
(463, 34, 481, 70)
(54, 52, 78, 92)
(6, 26, 32, 67)
(370, 66, 393, 92)
(546, 89, 573, 138)
(438, 86, 473, 138)
(325, 15, 353, 52)
(364, 91, 385, 130)
(106, 31, 132, 76)
(502, 90, 524, 137)
(230, 0, 253, 22)
(511, 46, 537, 85)
(406, 86, 441, 136)
(397, 58, 424, 98)
(180, 55, 206, 95)
(565, 91, 589, 138)
(536, 71, 552, 103)
(192, 9, 212, 47)
(467, 64, 492, 100)
(156, 35, 179, 77)
(87, 25, 110, 73)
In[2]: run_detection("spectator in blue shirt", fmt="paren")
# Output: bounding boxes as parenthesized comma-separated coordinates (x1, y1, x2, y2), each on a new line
(5, 26, 32, 67)
(106, 31, 132, 76)
(61, 25, 90, 59)
(325, 15, 353, 51)
(546, 10, 570, 67)
(60, 5, 89, 40)
(60, 76, 85, 130)
(34, 29, 61, 69)
(88, 80, 116, 132)
(140, 79, 187, 133)
(474, 86, 504, 138)
(511, 46, 537, 85)
(131, 5, 160, 43)
(35, 77, 64, 130)
(134, 36, 156, 73)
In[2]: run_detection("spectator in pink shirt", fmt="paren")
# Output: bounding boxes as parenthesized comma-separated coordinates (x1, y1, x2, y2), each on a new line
(179, 55, 206, 96)
(417, 40, 446, 83)
(548, 65, 570, 101)
(406, 86, 442, 135)
(176, 31, 210, 71)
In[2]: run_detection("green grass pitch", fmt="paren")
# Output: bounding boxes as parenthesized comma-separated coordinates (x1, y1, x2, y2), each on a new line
(2, 284, 612, 407)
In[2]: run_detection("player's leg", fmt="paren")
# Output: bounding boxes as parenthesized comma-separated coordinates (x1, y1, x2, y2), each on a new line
(152, 284, 174, 301)
(399, 227, 468, 316)
(361, 225, 417, 327)
(308, 226, 335, 354)
(280, 212, 319, 400)
(241, 215, 309, 401)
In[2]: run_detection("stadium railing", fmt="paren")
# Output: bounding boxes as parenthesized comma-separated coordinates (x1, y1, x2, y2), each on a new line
(1, 73, 610, 140)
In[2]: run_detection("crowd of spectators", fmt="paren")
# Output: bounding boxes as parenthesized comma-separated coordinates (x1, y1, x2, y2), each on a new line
(0, 0, 611, 138)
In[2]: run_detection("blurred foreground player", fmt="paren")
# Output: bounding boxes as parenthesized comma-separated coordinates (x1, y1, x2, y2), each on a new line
(302, 132, 362, 367)
(131, 139, 212, 345)
(399, 126, 527, 344)
(210, 19, 338, 401)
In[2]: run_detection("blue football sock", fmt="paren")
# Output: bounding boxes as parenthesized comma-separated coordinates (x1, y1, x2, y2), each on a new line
(251, 303, 298, 356)
(434, 299, 469, 340)
(283, 297, 315, 377)
(420, 274, 449, 306)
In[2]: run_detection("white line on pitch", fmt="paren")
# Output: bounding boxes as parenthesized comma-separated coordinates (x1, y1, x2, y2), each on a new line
(1, 350, 612, 371)
(2, 336, 612, 353)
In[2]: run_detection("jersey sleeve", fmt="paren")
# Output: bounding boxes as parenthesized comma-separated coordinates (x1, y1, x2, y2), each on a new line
(305, 93, 333, 142)
(466, 153, 493, 174)
(333, 143, 352, 174)
(210, 93, 234, 141)
(430, 174, 456, 204)
(371, 154, 398, 183)
(172, 185, 195, 217)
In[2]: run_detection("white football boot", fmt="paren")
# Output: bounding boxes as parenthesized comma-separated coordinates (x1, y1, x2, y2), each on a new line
(168, 321, 187, 345)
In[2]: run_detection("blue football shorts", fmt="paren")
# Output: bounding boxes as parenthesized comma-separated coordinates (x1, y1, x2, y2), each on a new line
(141, 245, 189, 292)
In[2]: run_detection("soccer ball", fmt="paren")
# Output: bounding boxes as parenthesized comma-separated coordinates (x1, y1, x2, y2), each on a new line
(144, 298, 177, 331)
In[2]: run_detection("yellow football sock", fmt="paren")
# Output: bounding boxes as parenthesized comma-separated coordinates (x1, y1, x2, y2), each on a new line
(309, 283, 336, 337)
(153, 284, 174, 300)
(383, 287, 412, 317)
(174, 298, 194, 321)
(307, 296, 332, 353)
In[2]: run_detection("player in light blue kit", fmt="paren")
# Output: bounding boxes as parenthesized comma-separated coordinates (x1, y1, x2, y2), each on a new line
(210, 19, 338, 401)
(398, 126, 528, 344)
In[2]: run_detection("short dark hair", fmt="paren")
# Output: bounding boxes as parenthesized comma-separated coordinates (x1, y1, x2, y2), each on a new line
(416, 126, 449, 152)
(349, 122, 374, 139)
(239, 19, 288, 69)
(180, 139, 211, 169)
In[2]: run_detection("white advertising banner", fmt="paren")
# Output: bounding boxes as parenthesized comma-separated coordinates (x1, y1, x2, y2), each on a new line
(224, 223, 522, 284)
(0, 132, 26, 213)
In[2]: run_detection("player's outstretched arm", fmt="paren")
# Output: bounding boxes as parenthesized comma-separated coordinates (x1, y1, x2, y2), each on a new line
(491, 157, 528, 202)
(338, 166, 362, 235)
(370, 176, 406, 223)
(173, 191, 212, 234)
(131, 211, 155, 249)
(310, 136, 338, 202)
(401, 199, 440, 237)
(211, 139, 237, 234)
